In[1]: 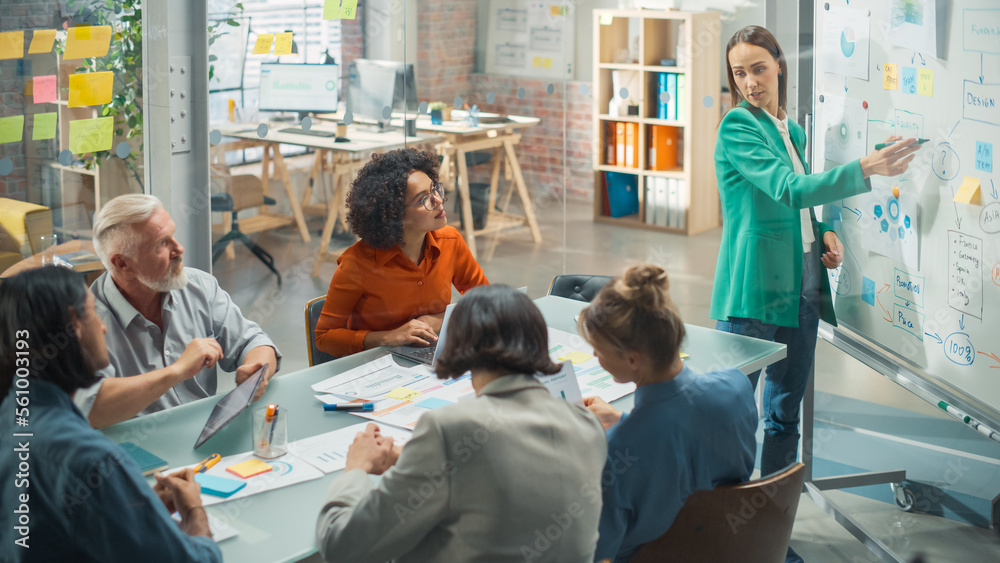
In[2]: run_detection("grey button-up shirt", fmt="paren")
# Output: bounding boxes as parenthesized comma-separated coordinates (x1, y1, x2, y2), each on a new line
(74, 267, 281, 418)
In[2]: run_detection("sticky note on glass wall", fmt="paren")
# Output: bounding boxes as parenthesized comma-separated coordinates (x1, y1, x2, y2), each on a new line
(69, 71, 114, 107)
(252, 34, 274, 55)
(32, 112, 57, 141)
(917, 68, 933, 96)
(63, 26, 112, 59)
(28, 29, 57, 54)
(0, 115, 25, 144)
(599, 14, 614, 25)
(69, 116, 113, 154)
(882, 63, 897, 90)
(274, 32, 293, 55)
(0, 31, 24, 60)
(900, 67, 917, 94)
(323, 0, 341, 20)
(340, 0, 358, 20)
(532, 56, 542, 68)
(953, 176, 981, 205)
(33, 75, 57, 104)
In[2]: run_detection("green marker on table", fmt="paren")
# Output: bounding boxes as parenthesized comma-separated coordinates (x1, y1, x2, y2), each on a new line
(937, 400, 970, 423)
(875, 138, 929, 150)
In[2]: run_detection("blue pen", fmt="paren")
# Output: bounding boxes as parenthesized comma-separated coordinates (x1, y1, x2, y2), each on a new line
(324, 402, 375, 412)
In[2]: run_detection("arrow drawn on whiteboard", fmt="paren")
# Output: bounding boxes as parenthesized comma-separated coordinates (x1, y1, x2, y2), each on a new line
(911, 52, 926, 65)
(978, 351, 1000, 369)
(876, 63, 881, 71)
(960, 314, 966, 331)
(950, 184, 963, 229)
(981, 54, 985, 84)
(844, 77, 849, 92)
(991, 179, 997, 200)
(843, 206, 861, 221)
(925, 332, 942, 344)
(876, 285, 892, 323)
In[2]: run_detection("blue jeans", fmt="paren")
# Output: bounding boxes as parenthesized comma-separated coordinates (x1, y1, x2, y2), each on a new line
(716, 249, 822, 478)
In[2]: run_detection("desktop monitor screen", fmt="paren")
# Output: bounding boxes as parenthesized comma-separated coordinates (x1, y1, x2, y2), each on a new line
(347, 59, 418, 125)
(258, 63, 339, 114)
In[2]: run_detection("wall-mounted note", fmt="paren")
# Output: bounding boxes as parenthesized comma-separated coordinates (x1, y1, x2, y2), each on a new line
(68, 71, 114, 107)
(32, 112, 57, 141)
(599, 14, 614, 25)
(917, 68, 933, 97)
(323, 0, 341, 20)
(252, 34, 274, 55)
(953, 176, 981, 205)
(0, 31, 24, 60)
(340, 0, 358, 20)
(69, 116, 113, 154)
(882, 63, 897, 90)
(33, 75, 58, 104)
(63, 26, 112, 59)
(0, 115, 25, 144)
(274, 32, 293, 55)
(900, 67, 917, 94)
(976, 141, 993, 173)
(28, 29, 57, 54)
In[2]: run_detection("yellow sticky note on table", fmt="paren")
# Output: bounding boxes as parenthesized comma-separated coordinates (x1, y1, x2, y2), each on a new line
(882, 64, 897, 90)
(33, 75, 58, 104)
(252, 34, 274, 55)
(340, 0, 358, 20)
(0, 115, 25, 144)
(953, 176, 981, 205)
(68, 71, 114, 108)
(274, 32, 294, 55)
(599, 14, 614, 25)
(0, 31, 24, 60)
(559, 351, 594, 364)
(32, 112, 57, 141)
(28, 29, 57, 54)
(917, 68, 933, 96)
(68, 116, 113, 154)
(63, 26, 112, 59)
(386, 387, 421, 401)
(323, 0, 341, 20)
(226, 459, 273, 479)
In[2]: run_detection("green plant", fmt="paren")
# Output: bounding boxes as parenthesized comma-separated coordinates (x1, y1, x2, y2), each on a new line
(208, 3, 244, 84)
(428, 101, 446, 111)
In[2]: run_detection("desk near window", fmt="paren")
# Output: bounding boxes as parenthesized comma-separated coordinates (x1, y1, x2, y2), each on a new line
(99, 295, 785, 562)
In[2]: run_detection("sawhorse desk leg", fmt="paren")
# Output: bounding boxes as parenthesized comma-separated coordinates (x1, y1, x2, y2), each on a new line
(311, 153, 359, 277)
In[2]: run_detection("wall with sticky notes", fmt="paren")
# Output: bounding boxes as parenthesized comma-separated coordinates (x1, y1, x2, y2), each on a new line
(483, 0, 575, 79)
(812, 0, 1000, 425)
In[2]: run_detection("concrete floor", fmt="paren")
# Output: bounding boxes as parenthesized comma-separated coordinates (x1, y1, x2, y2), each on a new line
(211, 192, 1000, 563)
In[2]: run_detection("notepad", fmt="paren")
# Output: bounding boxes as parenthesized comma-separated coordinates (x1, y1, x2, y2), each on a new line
(195, 473, 247, 498)
(118, 442, 168, 476)
(226, 459, 273, 478)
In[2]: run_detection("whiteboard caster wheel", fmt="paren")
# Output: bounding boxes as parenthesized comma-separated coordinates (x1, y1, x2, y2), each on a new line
(891, 482, 915, 512)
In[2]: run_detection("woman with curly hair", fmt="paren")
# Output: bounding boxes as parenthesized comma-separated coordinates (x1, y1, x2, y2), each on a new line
(314, 148, 488, 357)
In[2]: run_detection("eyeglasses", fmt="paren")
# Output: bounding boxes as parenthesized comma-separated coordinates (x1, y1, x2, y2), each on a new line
(408, 182, 448, 211)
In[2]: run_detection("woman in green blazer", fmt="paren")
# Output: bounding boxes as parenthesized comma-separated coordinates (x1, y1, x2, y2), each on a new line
(712, 26, 921, 487)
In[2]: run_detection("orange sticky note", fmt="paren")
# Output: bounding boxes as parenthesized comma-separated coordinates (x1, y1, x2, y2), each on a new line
(0, 115, 25, 144)
(340, 0, 358, 20)
(32, 112, 57, 141)
(33, 75, 58, 104)
(226, 459, 273, 478)
(252, 34, 274, 55)
(68, 116, 113, 154)
(953, 176, 981, 205)
(63, 26, 112, 59)
(274, 32, 293, 55)
(28, 29, 57, 54)
(0, 31, 24, 60)
(68, 71, 114, 107)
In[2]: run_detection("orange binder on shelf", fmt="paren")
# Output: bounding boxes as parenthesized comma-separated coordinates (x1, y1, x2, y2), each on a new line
(624, 122, 638, 168)
(605, 121, 616, 166)
(649, 125, 679, 171)
(615, 122, 626, 166)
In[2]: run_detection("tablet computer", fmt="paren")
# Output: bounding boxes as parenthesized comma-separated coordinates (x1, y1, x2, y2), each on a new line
(194, 364, 267, 449)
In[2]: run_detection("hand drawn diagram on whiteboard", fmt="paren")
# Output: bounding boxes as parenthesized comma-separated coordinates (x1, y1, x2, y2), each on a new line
(485, 0, 575, 79)
(813, 0, 1000, 415)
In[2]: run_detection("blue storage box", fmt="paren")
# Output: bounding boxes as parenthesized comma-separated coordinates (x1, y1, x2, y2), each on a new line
(605, 172, 639, 218)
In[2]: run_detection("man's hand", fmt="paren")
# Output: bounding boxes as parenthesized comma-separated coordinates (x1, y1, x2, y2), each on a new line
(237, 346, 278, 402)
(584, 396, 623, 431)
(821, 231, 844, 270)
(345, 423, 399, 475)
(172, 338, 223, 380)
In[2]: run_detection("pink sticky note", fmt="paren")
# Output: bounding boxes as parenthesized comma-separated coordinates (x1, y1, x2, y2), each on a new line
(33, 75, 57, 104)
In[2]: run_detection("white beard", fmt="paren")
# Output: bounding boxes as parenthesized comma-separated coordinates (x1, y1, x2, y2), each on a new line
(139, 261, 188, 292)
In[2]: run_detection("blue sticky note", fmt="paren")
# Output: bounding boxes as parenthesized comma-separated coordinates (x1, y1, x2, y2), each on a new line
(900, 67, 917, 94)
(976, 141, 993, 173)
(862, 276, 875, 307)
(195, 473, 246, 498)
(415, 397, 453, 410)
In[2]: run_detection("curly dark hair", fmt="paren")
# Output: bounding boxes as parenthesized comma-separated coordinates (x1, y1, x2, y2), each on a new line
(346, 148, 440, 250)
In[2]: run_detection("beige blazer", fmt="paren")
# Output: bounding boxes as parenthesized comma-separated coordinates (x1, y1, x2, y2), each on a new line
(316, 374, 608, 562)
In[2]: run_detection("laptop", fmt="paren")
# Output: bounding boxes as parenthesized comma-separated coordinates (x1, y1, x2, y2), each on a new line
(388, 304, 456, 365)
(194, 363, 267, 449)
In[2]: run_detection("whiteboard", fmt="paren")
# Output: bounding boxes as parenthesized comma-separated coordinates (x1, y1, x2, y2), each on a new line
(485, 0, 575, 79)
(812, 0, 1000, 423)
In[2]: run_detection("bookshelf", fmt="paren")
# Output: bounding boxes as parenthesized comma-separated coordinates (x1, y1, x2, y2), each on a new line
(592, 9, 720, 234)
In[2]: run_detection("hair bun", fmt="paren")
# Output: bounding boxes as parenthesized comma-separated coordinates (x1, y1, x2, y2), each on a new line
(620, 264, 671, 311)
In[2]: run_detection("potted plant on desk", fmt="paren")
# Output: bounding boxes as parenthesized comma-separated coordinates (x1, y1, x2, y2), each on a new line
(428, 101, 447, 125)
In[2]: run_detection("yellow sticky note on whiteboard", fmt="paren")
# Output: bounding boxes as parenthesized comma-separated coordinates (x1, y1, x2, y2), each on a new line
(953, 176, 981, 205)
(68, 71, 114, 108)
(323, 0, 341, 20)
(28, 29, 57, 54)
(252, 34, 274, 55)
(32, 112, 57, 141)
(274, 32, 294, 55)
(559, 351, 593, 364)
(0, 115, 25, 144)
(550, 5, 564, 15)
(882, 64, 897, 90)
(0, 31, 24, 60)
(69, 116, 114, 154)
(543, 58, 552, 69)
(63, 26, 112, 59)
(917, 68, 933, 96)
(340, 0, 358, 20)
(599, 14, 614, 25)
(532, 56, 542, 68)
(386, 387, 421, 401)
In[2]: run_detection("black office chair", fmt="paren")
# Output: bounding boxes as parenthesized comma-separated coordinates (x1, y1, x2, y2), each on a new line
(211, 190, 281, 286)
(304, 296, 337, 366)
(547, 274, 614, 303)
(439, 152, 494, 230)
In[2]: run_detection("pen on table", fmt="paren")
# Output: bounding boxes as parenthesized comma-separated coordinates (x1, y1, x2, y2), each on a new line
(194, 453, 221, 473)
(260, 403, 277, 448)
(875, 138, 929, 150)
(268, 405, 280, 446)
(323, 402, 375, 412)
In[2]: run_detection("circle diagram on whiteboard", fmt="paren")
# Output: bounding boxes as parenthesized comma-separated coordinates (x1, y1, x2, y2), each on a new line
(840, 27, 856, 58)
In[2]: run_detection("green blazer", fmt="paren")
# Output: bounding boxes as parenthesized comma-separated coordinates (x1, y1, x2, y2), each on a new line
(710, 100, 870, 328)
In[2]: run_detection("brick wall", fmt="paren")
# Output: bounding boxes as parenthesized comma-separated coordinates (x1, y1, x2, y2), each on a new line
(416, 0, 475, 106)
(340, 2, 363, 104)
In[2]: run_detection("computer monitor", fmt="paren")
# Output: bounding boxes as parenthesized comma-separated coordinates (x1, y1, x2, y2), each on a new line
(347, 59, 419, 129)
(258, 63, 339, 116)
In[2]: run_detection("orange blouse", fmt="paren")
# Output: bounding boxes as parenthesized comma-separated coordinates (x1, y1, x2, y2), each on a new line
(315, 225, 489, 357)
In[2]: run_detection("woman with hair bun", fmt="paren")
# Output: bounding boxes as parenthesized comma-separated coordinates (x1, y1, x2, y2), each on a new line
(579, 264, 757, 563)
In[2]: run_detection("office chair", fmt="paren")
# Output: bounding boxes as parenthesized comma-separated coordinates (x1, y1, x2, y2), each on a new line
(547, 274, 614, 303)
(305, 296, 337, 366)
(210, 158, 282, 285)
(629, 462, 806, 563)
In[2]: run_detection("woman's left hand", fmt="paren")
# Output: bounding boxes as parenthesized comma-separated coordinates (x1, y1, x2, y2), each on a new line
(821, 231, 844, 269)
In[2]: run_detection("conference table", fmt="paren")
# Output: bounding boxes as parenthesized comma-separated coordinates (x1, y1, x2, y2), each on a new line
(99, 295, 786, 562)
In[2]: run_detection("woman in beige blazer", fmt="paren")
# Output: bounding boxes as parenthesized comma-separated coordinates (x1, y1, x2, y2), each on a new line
(316, 284, 608, 562)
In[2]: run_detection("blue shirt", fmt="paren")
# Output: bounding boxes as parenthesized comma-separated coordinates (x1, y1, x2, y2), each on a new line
(0, 379, 221, 563)
(594, 366, 757, 562)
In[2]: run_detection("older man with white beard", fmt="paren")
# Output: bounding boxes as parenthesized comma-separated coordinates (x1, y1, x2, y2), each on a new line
(74, 194, 280, 428)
